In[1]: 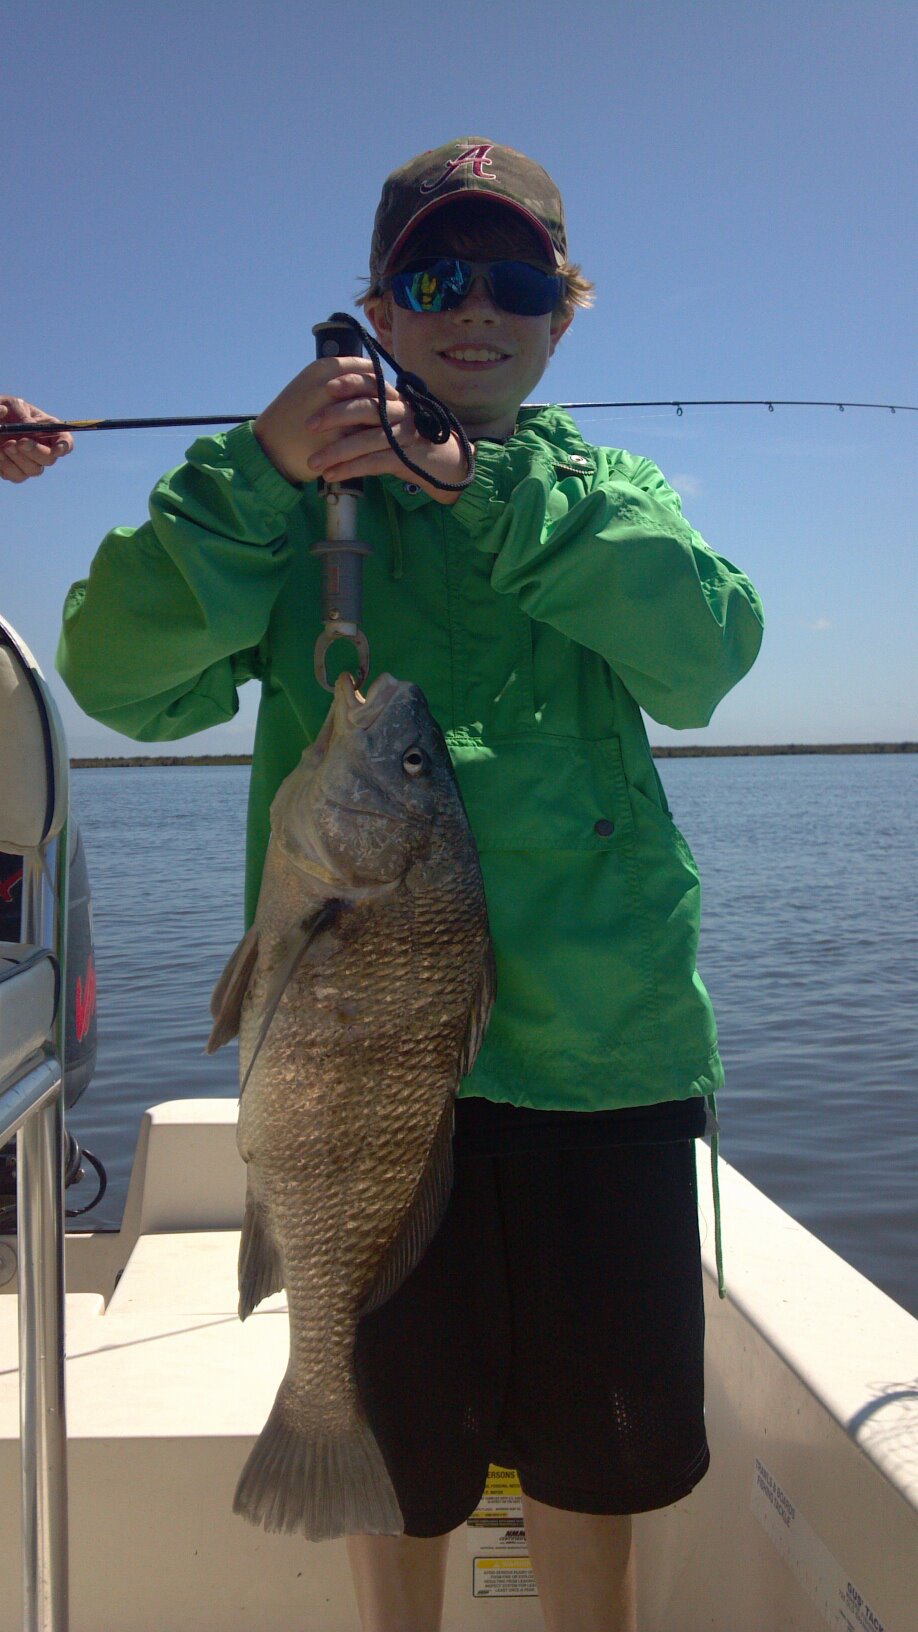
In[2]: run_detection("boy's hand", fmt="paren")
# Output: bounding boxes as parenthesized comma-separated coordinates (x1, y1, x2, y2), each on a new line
(253, 359, 466, 505)
(0, 399, 73, 483)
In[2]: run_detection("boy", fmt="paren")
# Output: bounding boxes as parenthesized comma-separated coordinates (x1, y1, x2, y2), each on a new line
(58, 139, 764, 1632)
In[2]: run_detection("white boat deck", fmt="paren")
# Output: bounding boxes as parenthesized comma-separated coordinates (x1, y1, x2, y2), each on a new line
(1, 1100, 916, 1631)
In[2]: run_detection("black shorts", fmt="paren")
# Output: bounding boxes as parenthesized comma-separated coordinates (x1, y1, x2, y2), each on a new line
(354, 1097, 710, 1537)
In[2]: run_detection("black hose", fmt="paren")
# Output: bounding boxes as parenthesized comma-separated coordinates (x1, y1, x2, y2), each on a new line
(0, 1134, 109, 1231)
(64, 1143, 108, 1218)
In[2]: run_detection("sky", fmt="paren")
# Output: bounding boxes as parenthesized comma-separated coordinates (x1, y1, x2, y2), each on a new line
(2, 0, 915, 753)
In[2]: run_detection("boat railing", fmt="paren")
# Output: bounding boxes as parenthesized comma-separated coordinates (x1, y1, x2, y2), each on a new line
(0, 615, 71, 1632)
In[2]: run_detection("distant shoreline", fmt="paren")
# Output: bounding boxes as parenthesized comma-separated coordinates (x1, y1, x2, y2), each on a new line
(70, 742, 918, 767)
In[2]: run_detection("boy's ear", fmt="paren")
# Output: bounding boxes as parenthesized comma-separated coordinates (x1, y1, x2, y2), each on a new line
(364, 293, 393, 347)
(548, 312, 573, 357)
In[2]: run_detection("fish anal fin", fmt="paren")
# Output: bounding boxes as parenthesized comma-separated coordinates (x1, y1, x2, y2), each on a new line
(238, 1184, 284, 1320)
(457, 940, 496, 1080)
(359, 1096, 454, 1316)
(207, 926, 259, 1052)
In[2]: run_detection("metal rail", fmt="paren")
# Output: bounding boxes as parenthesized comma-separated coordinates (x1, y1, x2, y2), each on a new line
(0, 839, 70, 1632)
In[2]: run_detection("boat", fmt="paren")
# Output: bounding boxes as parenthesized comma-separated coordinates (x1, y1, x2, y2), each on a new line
(1, 615, 915, 1631)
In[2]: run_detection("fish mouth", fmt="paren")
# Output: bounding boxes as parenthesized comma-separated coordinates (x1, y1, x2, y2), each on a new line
(334, 671, 403, 733)
(310, 672, 401, 758)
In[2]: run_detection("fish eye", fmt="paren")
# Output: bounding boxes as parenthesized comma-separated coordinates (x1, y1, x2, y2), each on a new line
(402, 746, 430, 778)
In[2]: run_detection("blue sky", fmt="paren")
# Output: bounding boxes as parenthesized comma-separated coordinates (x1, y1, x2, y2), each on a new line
(3, 0, 915, 752)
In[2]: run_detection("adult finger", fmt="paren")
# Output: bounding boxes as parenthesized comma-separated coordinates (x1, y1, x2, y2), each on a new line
(21, 439, 64, 470)
(1, 439, 51, 479)
(0, 398, 73, 457)
(0, 445, 42, 482)
(0, 447, 30, 483)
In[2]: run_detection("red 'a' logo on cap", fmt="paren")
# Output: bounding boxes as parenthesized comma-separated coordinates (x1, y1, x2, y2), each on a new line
(420, 144, 497, 194)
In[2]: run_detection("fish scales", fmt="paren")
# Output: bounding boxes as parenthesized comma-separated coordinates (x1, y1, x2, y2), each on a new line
(208, 672, 494, 1540)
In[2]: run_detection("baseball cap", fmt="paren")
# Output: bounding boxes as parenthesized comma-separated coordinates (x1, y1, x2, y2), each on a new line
(370, 139, 567, 281)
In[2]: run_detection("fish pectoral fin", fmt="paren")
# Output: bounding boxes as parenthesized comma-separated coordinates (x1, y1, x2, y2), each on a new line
(457, 940, 497, 1080)
(206, 926, 260, 1052)
(359, 1096, 455, 1316)
(239, 898, 349, 1097)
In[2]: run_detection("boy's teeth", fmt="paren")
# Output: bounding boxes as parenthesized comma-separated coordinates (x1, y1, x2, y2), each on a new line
(444, 347, 504, 362)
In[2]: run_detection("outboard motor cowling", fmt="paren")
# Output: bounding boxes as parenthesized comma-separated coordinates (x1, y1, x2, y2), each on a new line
(0, 821, 97, 1109)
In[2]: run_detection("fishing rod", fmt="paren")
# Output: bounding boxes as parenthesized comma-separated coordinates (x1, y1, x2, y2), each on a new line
(553, 399, 915, 415)
(0, 399, 915, 437)
(4, 374, 913, 685)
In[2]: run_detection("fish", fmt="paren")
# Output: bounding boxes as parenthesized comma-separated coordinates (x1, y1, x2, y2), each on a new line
(207, 671, 494, 1540)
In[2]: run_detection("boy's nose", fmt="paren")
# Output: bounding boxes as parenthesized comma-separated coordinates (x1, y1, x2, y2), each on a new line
(454, 277, 499, 320)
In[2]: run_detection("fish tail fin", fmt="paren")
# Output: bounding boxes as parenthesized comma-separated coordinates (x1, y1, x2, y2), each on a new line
(233, 1390, 403, 1539)
(238, 1189, 284, 1320)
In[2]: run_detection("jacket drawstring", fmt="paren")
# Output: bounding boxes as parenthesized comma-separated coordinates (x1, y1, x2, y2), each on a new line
(706, 1092, 725, 1298)
(383, 488, 405, 580)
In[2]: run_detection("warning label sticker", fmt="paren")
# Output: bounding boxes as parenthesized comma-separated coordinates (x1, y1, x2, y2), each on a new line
(750, 1459, 890, 1632)
(472, 1557, 538, 1599)
(466, 1464, 530, 1555)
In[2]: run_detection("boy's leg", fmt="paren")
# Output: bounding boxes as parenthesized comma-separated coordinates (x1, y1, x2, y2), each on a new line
(346, 1532, 452, 1632)
(496, 1135, 707, 1632)
(349, 1127, 509, 1631)
(521, 1496, 637, 1632)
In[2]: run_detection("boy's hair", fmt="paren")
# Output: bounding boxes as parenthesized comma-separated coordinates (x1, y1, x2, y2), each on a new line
(358, 197, 593, 324)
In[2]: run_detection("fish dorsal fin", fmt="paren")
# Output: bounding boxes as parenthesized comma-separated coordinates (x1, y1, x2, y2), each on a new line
(207, 926, 260, 1053)
(238, 897, 347, 1098)
(457, 941, 497, 1080)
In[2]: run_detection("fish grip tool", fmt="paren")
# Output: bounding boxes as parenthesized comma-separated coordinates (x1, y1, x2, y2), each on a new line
(310, 314, 475, 692)
(311, 318, 371, 692)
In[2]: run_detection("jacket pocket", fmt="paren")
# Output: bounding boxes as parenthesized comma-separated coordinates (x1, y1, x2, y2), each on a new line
(624, 780, 713, 1056)
(447, 733, 631, 851)
(445, 735, 663, 1071)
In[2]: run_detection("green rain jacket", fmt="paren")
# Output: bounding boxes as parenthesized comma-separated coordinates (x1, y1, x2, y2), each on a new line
(58, 407, 764, 1115)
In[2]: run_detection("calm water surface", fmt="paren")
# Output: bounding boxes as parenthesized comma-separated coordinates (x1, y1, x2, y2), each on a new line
(65, 755, 918, 1317)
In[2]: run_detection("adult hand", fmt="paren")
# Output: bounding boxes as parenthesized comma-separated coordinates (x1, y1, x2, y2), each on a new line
(253, 359, 466, 505)
(0, 398, 74, 484)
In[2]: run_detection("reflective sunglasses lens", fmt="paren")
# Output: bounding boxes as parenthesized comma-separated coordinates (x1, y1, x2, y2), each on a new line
(390, 260, 470, 312)
(389, 260, 563, 316)
(491, 262, 563, 315)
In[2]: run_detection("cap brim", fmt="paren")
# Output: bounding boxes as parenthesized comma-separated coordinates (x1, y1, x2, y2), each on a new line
(380, 192, 562, 275)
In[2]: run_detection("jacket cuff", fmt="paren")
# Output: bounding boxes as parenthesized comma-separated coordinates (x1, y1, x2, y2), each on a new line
(221, 422, 306, 515)
(450, 441, 503, 531)
(451, 438, 557, 537)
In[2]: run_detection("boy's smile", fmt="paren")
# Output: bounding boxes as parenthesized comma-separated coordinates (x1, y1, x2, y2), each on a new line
(367, 278, 570, 442)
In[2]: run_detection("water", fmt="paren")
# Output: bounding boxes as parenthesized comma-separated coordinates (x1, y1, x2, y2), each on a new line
(65, 755, 918, 1318)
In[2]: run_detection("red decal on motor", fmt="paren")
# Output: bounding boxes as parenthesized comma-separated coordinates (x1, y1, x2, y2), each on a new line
(75, 957, 97, 1042)
(0, 867, 23, 903)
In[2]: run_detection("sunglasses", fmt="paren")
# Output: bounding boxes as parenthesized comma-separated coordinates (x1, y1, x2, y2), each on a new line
(386, 258, 564, 317)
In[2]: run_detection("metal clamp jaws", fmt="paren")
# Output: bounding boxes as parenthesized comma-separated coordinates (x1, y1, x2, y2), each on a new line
(313, 624, 371, 693)
(311, 318, 372, 693)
